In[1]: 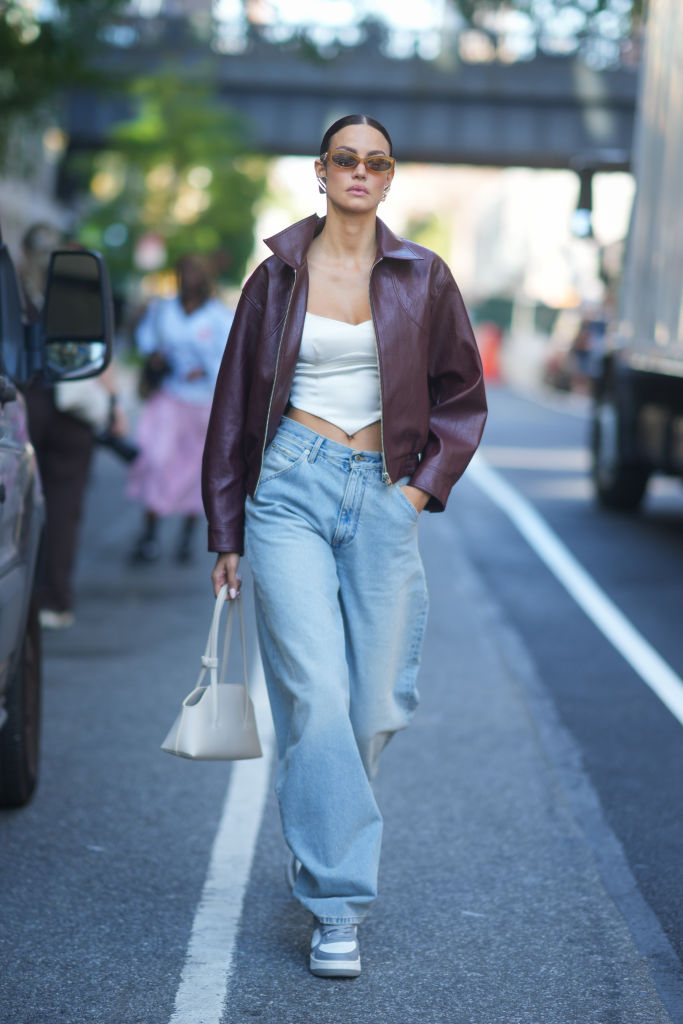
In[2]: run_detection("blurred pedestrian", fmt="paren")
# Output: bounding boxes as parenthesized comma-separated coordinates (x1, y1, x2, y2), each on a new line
(19, 223, 127, 630)
(127, 254, 233, 563)
(203, 114, 487, 977)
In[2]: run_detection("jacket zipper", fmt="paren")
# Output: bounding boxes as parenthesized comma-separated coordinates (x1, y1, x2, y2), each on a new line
(254, 269, 297, 494)
(369, 258, 391, 484)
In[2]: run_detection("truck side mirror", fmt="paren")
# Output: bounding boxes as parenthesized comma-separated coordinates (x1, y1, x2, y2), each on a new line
(41, 250, 114, 380)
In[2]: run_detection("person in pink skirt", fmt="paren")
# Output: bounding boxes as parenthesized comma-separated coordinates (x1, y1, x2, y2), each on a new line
(127, 254, 233, 563)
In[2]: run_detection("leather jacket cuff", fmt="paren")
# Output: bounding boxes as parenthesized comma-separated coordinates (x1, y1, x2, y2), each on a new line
(207, 524, 245, 557)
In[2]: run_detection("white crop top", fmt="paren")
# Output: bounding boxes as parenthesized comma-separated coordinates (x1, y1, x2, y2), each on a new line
(289, 312, 381, 435)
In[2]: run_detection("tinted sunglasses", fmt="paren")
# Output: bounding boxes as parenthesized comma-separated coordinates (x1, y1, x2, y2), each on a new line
(323, 149, 395, 174)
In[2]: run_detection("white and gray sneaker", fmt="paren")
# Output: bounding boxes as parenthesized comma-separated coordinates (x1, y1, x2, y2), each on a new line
(309, 922, 361, 978)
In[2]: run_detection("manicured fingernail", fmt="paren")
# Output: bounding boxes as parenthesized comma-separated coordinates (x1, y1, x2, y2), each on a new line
(229, 588, 238, 599)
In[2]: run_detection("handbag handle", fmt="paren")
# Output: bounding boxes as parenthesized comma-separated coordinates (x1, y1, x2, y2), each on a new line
(198, 586, 251, 724)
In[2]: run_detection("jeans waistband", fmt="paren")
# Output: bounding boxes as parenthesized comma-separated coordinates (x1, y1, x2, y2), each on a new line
(277, 416, 383, 469)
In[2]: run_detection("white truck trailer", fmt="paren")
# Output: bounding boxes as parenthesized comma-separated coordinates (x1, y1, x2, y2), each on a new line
(591, 0, 683, 508)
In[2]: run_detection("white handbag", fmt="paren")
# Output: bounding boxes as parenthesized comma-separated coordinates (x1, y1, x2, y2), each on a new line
(161, 586, 262, 760)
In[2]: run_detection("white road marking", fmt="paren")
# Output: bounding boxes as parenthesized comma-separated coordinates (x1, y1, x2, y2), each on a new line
(468, 455, 683, 727)
(169, 653, 275, 1024)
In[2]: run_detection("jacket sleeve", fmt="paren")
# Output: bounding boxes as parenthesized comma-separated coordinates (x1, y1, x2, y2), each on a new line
(201, 273, 265, 555)
(409, 264, 487, 510)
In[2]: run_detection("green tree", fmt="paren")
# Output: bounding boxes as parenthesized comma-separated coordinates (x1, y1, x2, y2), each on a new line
(451, 0, 645, 43)
(454, 0, 644, 19)
(442, 0, 646, 68)
(72, 72, 267, 291)
(0, 0, 124, 165)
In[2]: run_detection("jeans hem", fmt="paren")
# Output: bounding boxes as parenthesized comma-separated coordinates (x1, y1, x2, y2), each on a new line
(314, 916, 365, 926)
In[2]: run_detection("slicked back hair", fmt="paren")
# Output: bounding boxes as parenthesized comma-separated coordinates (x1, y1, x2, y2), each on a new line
(319, 115, 393, 158)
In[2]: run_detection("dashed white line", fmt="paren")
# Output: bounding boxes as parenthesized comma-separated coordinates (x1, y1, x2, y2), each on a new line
(168, 653, 275, 1024)
(469, 454, 683, 727)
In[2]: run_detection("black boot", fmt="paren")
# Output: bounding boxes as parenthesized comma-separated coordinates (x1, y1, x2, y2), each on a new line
(130, 513, 160, 564)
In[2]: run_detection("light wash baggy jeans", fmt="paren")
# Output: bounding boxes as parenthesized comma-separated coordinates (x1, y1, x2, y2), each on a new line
(245, 417, 429, 924)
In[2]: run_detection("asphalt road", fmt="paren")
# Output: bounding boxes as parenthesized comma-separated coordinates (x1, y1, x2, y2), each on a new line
(469, 386, 683, 970)
(1, 383, 682, 1024)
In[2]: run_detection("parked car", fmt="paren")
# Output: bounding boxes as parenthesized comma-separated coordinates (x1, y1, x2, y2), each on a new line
(0, 234, 113, 807)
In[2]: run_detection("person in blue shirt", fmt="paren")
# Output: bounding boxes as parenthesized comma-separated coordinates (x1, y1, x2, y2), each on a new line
(127, 253, 233, 563)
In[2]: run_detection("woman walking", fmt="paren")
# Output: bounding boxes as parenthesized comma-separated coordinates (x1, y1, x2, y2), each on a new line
(128, 253, 233, 563)
(202, 114, 487, 977)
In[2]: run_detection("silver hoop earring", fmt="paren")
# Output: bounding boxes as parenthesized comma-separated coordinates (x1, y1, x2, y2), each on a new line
(317, 177, 327, 194)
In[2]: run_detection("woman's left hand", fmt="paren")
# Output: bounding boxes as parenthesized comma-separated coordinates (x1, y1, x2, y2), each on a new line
(400, 484, 430, 513)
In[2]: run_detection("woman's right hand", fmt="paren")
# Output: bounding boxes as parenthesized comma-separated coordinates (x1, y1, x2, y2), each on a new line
(212, 553, 241, 599)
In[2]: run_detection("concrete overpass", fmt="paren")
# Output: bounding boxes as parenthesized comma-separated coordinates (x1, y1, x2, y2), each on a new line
(67, 19, 638, 171)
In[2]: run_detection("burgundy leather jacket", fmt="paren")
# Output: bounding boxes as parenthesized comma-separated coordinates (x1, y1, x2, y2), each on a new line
(202, 214, 487, 554)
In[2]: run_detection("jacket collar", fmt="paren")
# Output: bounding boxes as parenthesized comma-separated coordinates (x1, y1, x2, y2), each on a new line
(264, 214, 423, 269)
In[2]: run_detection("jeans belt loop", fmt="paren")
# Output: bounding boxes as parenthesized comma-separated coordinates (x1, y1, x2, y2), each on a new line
(308, 435, 325, 463)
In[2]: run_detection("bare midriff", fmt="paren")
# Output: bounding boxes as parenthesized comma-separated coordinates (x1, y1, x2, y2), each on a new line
(286, 405, 381, 452)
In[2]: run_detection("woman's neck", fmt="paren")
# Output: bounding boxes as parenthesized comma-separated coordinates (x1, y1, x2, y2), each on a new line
(315, 207, 377, 269)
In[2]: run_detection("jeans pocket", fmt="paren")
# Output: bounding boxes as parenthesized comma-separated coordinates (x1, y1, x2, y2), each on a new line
(259, 438, 307, 485)
(392, 476, 419, 521)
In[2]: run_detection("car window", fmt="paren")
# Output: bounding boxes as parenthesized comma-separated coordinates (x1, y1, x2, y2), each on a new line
(0, 245, 25, 382)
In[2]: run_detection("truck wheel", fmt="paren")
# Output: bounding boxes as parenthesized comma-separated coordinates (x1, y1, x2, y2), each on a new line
(591, 392, 650, 510)
(0, 597, 41, 808)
